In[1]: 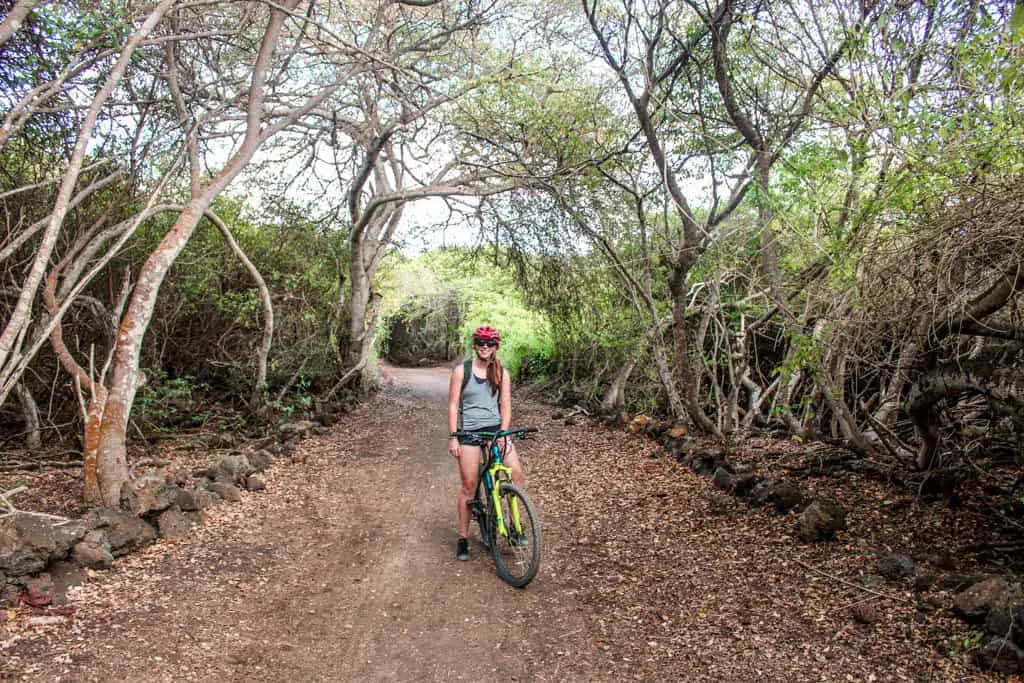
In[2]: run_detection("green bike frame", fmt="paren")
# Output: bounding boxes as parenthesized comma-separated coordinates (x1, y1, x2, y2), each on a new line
(484, 439, 522, 539)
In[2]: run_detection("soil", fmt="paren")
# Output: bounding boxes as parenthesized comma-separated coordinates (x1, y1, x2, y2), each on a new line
(0, 365, 1008, 681)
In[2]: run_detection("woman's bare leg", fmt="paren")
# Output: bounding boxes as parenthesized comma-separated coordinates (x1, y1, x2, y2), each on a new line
(456, 445, 481, 539)
(502, 440, 525, 487)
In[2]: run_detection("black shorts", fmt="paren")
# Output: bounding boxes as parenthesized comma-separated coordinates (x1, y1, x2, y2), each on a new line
(457, 425, 501, 446)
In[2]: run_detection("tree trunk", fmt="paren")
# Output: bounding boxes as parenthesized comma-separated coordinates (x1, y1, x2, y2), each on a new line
(652, 335, 686, 419)
(0, 0, 39, 48)
(812, 321, 872, 452)
(0, 0, 173, 406)
(345, 254, 372, 370)
(873, 317, 929, 426)
(91, 200, 240, 504)
(14, 382, 41, 450)
(725, 317, 746, 434)
(86, 0, 310, 506)
(600, 354, 636, 412)
(601, 325, 662, 413)
(205, 210, 274, 409)
(756, 155, 788, 314)
(669, 267, 722, 436)
(92, 201, 211, 505)
(907, 363, 1024, 469)
(82, 397, 105, 504)
(342, 193, 402, 381)
(94, 392, 130, 506)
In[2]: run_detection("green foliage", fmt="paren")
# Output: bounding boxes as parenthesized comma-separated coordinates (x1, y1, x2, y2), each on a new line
(264, 375, 316, 418)
(1011, 2, 1024, 39)
(134, 369, 210, 433)
(0, 1, 133, 145)
(448, 54, 625, 178)
(4, 0, 1021, 456)
(381, 248, 553, 378)
(218, 290, 263, 326)
(772, 330, 828, 386)
(461, 287, 553, 380)
(116, 194, 345, 422)
(946, 630, 985, 658)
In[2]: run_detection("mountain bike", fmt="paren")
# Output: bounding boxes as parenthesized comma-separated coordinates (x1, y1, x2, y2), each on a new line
(451, 427, 542, 588)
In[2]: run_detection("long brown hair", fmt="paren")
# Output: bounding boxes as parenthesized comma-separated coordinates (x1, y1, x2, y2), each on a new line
(486, 353, 502, 395)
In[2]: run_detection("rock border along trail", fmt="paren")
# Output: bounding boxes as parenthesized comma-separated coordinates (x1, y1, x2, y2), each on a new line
(1, 366, 993, 681)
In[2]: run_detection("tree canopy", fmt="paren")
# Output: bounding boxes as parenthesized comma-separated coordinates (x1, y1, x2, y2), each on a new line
(0, 0, 1021, 506)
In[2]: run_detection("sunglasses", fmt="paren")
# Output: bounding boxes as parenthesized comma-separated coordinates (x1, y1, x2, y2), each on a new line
(474, 340, 498, 348)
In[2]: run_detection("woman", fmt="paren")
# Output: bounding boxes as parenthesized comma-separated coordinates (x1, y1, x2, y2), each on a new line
(447, 325, 524, 561)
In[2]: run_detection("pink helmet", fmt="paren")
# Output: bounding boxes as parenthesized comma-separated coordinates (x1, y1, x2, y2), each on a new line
(472, 325, 501, 343)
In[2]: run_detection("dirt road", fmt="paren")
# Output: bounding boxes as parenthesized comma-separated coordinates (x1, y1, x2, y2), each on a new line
(3, 366, 601, 681)
(1, 366, 990, 681)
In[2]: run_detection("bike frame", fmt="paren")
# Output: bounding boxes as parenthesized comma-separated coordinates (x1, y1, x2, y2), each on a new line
(479, 437, 522, 539)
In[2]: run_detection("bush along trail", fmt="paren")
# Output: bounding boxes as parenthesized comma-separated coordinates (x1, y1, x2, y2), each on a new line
(0, 365, 1018, 680)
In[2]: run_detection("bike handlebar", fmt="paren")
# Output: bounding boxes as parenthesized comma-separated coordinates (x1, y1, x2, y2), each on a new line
(450, 427, 538, 443)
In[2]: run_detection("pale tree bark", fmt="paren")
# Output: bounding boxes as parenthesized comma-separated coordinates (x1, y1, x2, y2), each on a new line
(600, 354, 637, 413)
(692, 278, 742, 432)
(87, 0, 343, 506)
(297, 2, 537, 394)
(774, 294, 813, 434)
(873, 315, 929, 427)
(333, 96, 540, 388)
(0, 167, 125, 267)
(907, 261, 1024, 469)
(36, 173, 186, 504)
(0, 0, 175, 408)
(554, 186, 688, 420)
(0, 0, 39, 48)
(908, 363, 1024, 469)
(723, 286, 748, 432)
(164, 28, 273, 405)
(42, 263, 115, 503)
(14, 382, 41, 451)
(324, 291, 382, 401)
(336, 141, 520, 392)
(346, 173, 403, 373)
(0, 54, 109, 150)
(811, 319, 872, 452)
(585, 0, 755, 437)
(202, 210, 274, 409)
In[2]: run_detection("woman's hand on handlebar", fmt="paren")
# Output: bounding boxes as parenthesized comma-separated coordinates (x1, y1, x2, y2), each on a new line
(448, 435, 461, 459)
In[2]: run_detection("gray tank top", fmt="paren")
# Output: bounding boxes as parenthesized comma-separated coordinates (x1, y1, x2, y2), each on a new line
(460, 369, 501, 430)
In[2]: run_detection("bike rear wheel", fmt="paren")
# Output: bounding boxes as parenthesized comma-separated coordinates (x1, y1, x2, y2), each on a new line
(490, 482, 542, 588)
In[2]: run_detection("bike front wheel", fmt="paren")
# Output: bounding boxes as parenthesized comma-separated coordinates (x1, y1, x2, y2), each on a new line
(490, 482, 542, 588)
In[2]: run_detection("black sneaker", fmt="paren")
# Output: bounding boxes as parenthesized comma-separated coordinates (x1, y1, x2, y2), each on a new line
(456, 537, 469, 561)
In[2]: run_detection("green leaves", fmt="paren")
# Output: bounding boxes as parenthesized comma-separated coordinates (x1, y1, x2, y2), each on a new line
(381, 248, 554, 378)
(1010, 2, 1024, 39)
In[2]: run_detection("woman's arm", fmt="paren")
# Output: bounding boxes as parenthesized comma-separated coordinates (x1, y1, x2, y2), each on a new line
(448, 365, 464, 457)
(499, 368, 512, 430)
(448, 364, 463, 433)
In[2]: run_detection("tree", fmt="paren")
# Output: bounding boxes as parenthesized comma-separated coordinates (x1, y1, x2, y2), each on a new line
(2, 0, 361, 504)
(82, 0, 344, 504)
(0, 0, 171, 408)
(257, 1, 586, 397)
